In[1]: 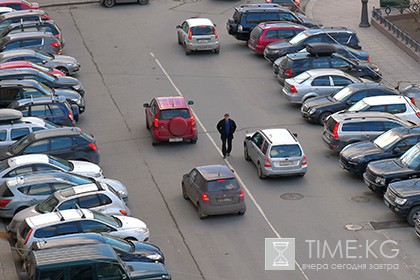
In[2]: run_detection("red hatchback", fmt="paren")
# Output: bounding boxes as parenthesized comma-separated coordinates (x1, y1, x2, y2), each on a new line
(0, 61, 65, 76)
(248, 22, 307, 55)
(0, 0, 39, 10)
(143, 96, 197, 145)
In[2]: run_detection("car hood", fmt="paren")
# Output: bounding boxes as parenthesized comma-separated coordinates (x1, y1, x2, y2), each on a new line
(11, 205, 39, 225)
(132, 241, 163, 260)
(55, 76, 80, 87)
(367, 159, 411, 176)
(115, 215, 147, 230)
(69, 160, 103, 178)
(267, 41, 292, 51)
(303, 95, 339, 109)
(126, 261, 170, 279)
(341, 141, 384, 159)
(97, 178, 127, 199)
(52, 55, 78, 65)
(52, 88, 81, 100)
(389, 179, 420, 197)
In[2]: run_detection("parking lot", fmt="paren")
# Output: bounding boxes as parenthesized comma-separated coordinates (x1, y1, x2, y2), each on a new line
(4, 0, 420, 279)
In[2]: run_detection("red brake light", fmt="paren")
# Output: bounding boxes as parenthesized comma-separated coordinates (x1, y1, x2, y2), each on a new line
(264, 157, 271, 168)
(188, 29, 192, 40)
(416, 112, 420, 118)
(43, 14, 51, 20)
(213, 27, 218, 39)
(217, 179, 225, 182)
(332, 123, 339, 139)
(266, 0, 272, 2)
(67, 112, 74, 121)
(301, 155, 307, 166)
(410, 98, 416, 105)
(51, 42, 61, 48)
(366, 56, 370, 62)
(119, 210, 127, 216)
(201, 193, 210, 203)
(295, 0, 301, 6)
(54, 34, 60, 39)
(153, 118, 159, 128)
(24, 229, 33, 245)
(88, 143, 98, 152)
(0, 199, 11, 208)
(284, 69, 293, 77)
(290, 85, 297, 93)
(239, 189, 245, 200)
(190, 116, 196, 126)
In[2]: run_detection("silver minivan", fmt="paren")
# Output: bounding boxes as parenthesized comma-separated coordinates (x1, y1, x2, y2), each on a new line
(177, 18, 220, 55)
(244, 128, 307, 179)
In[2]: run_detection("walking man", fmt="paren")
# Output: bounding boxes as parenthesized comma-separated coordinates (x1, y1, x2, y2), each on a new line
(217, 113, 237, 158)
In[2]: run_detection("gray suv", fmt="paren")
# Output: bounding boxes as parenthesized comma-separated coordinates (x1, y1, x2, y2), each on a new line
(0, 31, 62, 54)
(322, 111, 414, 151)
(244, 128, 307, 178)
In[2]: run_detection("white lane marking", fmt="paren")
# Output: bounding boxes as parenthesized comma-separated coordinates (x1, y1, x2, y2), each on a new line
(150, 52, 310, 280)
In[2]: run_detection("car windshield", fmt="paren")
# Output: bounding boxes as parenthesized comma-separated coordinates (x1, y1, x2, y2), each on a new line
(373, 130, 401, 150)
(348, 100, 368, 112)
(36, 195, 59, 213)
(103, 234, 134, 252)
(191, 26, 214, 36)
(49, 156, 72, 171)
(159, 109, 190, 120)
(270, 144, 302, 158)
(400, 145, 420, 170)
(289, 31, 309, 45)
(66, 174, 94, 185)
(10, 136, 31, 155)
(293, 72, 311, 84)
(207, 178, 240, 192)
(332, 87, 357, 101)
(93, 211, 121, 228)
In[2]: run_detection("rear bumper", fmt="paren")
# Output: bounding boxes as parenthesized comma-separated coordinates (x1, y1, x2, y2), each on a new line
(0, 208, 15, 219)
(262, 165, 307, 177)
(322, 133, 345, 151)
(282, 88, 303, 104)
(153, 130, 197, 142)
(186, 41, 219, 51)
(202, 201, 246, 216)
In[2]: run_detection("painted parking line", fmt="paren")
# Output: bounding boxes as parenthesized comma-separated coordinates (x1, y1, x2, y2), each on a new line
(150, 52, 310, 280)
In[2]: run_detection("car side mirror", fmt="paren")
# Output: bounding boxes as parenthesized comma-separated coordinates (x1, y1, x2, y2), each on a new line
(42, 60, 47, 64)
(245, 136, 251, 140)
(143, 103, 150, 108)
(293, 133, 298, 138)
(176, 25, 181, 29)
(393, 147, 401, 154)
(188, 100, 194, 105)
(347, 65, 353, 70)
(214, 24, 217, 27)
(346, 100, 354, 105)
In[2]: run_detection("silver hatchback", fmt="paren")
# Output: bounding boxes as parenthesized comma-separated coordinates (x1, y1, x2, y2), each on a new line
(177, 18, 220, 55)
(244, 128, 307, 179)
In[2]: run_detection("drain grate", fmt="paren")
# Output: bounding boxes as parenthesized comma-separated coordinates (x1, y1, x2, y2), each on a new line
(280, 193, 304, 200)
(370, 220, 410, 230)
(351, 196, 370, 203)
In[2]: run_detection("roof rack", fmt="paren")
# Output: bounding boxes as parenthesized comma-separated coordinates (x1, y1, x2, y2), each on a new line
(75, 204, 86, 219)
(55, 209, 65, 221)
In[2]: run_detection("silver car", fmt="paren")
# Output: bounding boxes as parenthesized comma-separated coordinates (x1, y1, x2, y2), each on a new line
(282, 69, 366, 104)
(244, 128, 307, 179)
(177, 18, 220, 55)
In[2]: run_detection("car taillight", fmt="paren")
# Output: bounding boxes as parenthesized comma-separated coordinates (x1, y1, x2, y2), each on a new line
(51, 42, 61, 48)
(214, 27, 218, 39)
(24, 229, 33, 245)
(290, 85, 297, 93)
(264, 158, 271, 168)
(266, 0, 272, 2)
(190, 116, 196, 125)
(154, 118, 159, 128)
(239, 189, 245, 200)
(295, 0, 301, 6)
(54, 34, 61, 39)
(67, 112, 74, 121)
(188, 29, 192, 40)
(301, 155, 307, 166)
(284, 69, 293, 77)
(201, 193, 210, 203)
(367, 56, 370, 62)
(410, 98, 416, 105)
(88, 143, 98, 152)
(0, 199, 11, 208)
(332, 123, 339, 139)
(416, 112, 420, 118)
(119, 210, 128, 216)
(43, 14, 51, 20)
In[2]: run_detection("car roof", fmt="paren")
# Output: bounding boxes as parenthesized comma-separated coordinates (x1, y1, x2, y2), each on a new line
(196, 165, 235, 180)
(360, 95, 409, 105)
(0, 49, 37, 57)
(5, 20, 54, 29)
(27, 127, 81, 141)
(5, 171, 77, 188)
(235, 4, 290, 12)
(5, 31, 52, 40)
(185, 18, 214, 27)
(333, 111, 406, 121)
(261, 128, 297, 144)
(0, 108, 22, 121)
(303, 68, 349, 76)
(31, 232, 107, 251)
(0, 9, 45, 19)
(57, 183, 103, 198)
(26, 208, 93, 228)
(155, 96, 188, 110)
(0, 61, 33, 68)
(302, 27, 355, 35)
(7, 153, 49, 167)
(11, 96, 66, 107)
(0, 78, 40, 87)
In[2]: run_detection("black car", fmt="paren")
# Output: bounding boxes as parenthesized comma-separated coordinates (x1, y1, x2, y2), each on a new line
(226, 4, 317, 41)
(301, 83, 399, 125)
(275, 43, 382, 84)
(0, 127, 99, 163)
(0, 68, 84, 96)
(340, 127, 420, 175)
(384, 179, 420, 226)
(264, 27, 361, 63)
(0, 79, 84, 113)
(363, 143, 420, 194)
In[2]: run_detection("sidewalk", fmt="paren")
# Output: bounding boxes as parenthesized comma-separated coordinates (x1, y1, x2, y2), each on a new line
(37, 0, 98, 7)
(306, 0, 420, 87)
(0, 222, 18, 280)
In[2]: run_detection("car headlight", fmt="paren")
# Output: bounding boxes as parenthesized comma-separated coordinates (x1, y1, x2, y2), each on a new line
(375, 176, 386, 185)
(308, 108, 316, 115)
(237, 25, 243, 31)
(135, 227, 149, 234)
(394, 197, 407, 205)
(147, 253, 162, 260)
(73, 84, 81, 91)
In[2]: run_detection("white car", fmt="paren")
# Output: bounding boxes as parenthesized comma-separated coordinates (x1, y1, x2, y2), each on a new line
(0, 7, 15, 15)
(0, 154, 103, 183)
(16, 208, 149, 259)
(347, 95, 420, 124)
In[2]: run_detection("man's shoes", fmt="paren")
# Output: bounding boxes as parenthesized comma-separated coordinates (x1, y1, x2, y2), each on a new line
(223, 155, 226, 159)
(227, 153, 230, 157)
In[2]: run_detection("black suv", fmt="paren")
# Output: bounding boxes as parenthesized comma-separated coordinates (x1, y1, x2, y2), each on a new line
(301, 83, 398, 125)
(276, 44, 382, 84)
(340, 126, 420, 175)
(364, 143, 420, 194)
(384, 179, 420, 226)
(226, 4, 317, 41)
(264, 27, 361, 63)
(0, 127, 99, 163)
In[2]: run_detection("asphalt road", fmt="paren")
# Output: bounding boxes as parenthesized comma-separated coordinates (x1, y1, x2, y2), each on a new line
(17, 1, 420, 279)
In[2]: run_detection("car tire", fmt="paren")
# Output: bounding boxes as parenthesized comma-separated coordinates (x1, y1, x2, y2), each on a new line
(182, 184, 188, 200)
(138, 0, 149, 4)
(190, 136, 197, 144)
(124, 237, 137, 241)
(103, 0, 115, 8)
(213, 48, 220, 54)
(244, 145, 251, 161)
(318, 112, 331, 125)
(197, 203, 207, 219)
(184, 44, 191, 56)
(238, 211, 245, 216)
(56, 67, 69, 76)
(257, 162, 266, 180)
(152, 138, 159, 146)
(146, 118, 150, 130)
(407, 206, 420, 226)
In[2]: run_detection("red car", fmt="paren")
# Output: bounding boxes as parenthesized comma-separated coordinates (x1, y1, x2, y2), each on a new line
(0, 0, 39, 10)
(0, 61, 65, 76)
(143, 96, 197, 145)
(248, 22, 307, 55)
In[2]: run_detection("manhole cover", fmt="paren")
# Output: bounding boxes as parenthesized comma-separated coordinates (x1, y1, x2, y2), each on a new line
(344, 224, 364, 231)
(351, 196, 370, 203)
(280, 193, 304, 200)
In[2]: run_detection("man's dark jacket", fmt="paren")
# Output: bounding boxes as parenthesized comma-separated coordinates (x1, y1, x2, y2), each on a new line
(217, 119, 237, 139)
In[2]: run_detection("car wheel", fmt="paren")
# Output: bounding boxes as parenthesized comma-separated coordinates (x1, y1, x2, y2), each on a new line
(318, 112, 331, 125)
(297, 173, 305, 177)
(213, 48, 220, 54)
(197, 203, 207, 219)
(238, 211, 245, 216)
(182, 183, 188, 200)
(408, 206, 420, 226)
(138, 0, 149, 4)
(56, 67, 69, 76)
(152, 138, 159, 146)
(184, 44, 191, 56)
(103, 0, 115, 8)
(257, 162, 266, 180)
(244, 145, 251, 161)
(190, 136, 197, 144)
(14, 206, 28, 215)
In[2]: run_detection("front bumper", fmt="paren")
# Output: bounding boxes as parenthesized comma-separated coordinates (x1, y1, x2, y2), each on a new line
(383, 195, 409, 217)
(202, 201, 246, 216)
(363, 172, 386, 194)
(300, 106, 320, 123)
(264, 51, 280, 63)
(339, 156, 365, 175)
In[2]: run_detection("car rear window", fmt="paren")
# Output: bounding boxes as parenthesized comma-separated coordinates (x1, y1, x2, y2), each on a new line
(250, 26, 263, 40)
(159, 109, 191, 120)
(293, 72, 311, 84)
(19, 221, 31, 240)
(280, 57, 291, 69)
(191, 26, 214, 36)
(0, 182, 13, 197)
(270, 144, 302, 158)
(207, 178, 240, 192)
(325, 117, 338, 132)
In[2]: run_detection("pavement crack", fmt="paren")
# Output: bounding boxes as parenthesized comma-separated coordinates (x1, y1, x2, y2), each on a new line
(142, 159, 206, 280)
(69, 10, 133, 137)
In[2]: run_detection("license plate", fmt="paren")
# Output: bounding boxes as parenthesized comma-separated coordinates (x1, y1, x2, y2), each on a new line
(218, 198, 232, 203)
(169, 138, 183, 142)
(384, 200, 390, 208)
(278, 161, 294, 166)
(198, 39, 210, 43)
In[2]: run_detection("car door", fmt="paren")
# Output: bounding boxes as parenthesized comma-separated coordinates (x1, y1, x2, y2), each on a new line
(20, 183, 54, 205)
(10, 127, 30, 141)
(79, 220, 115, 234)
(344, 90, 368, 107)
(55, 221, 79, 237)
(310, 75, 332, 96)
(386, 104, 409, 121)
(360, 121, 385, 141)
(48, 136, 75, 160)
(178, 21, 187, 45)
(48, 104, 66, 125)
(22, 139, 49, 155)
(145, 99, 157, 128)
(393, 136, 419, 154)
(185, 169, 197, 200)
(29, 104, 52, 122)
(191, 173, 203, 205)
(248, 132, 263, 164)
(331, 75, 354, 93)
(77, 194, 104, 212)
(21, 38, 43, 51)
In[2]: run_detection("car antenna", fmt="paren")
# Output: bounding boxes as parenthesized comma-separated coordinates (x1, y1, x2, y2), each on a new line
(75, 204, 86, 218)
(55, 209, 64, 221)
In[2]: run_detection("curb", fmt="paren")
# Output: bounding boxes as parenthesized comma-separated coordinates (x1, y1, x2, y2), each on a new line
(305, 0, 317, 18)
(41, 0, 99, 8)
